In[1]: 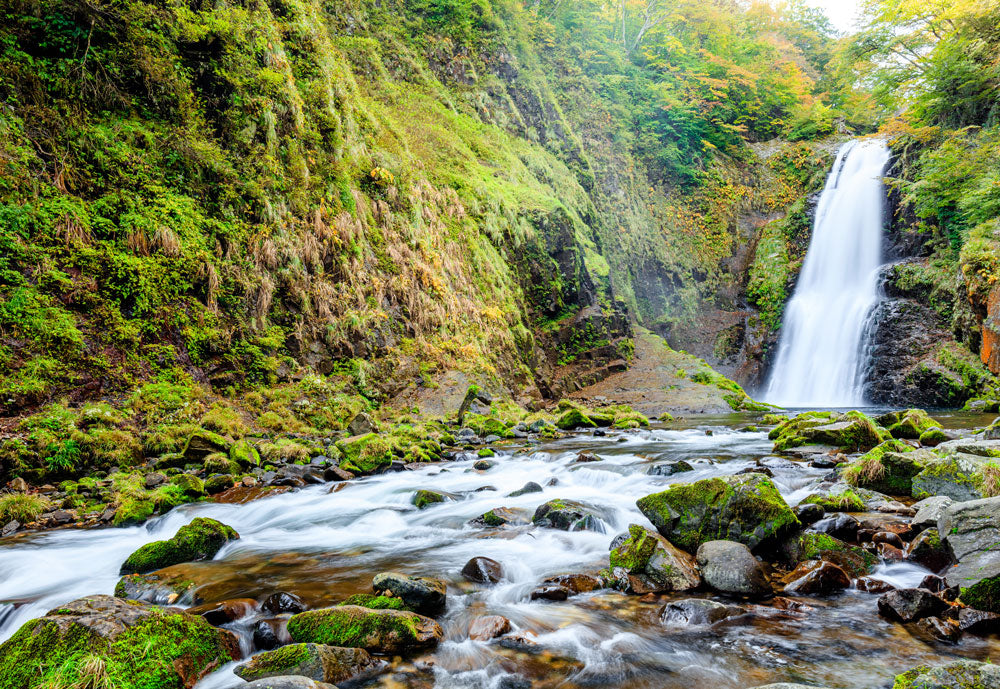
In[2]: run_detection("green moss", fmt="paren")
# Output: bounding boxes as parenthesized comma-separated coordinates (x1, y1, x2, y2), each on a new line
(238, 642, 312, 677)
(338, 594, 407, 611)
(477, 448, 495, 458)
(285, 606, 436, 653)
(229, 439, 261, 468)
(337, 433, 393, 474)
(960, 575, 1000, 613)
(797, 533, 877, 576)
(800, 490, 865, 512)
(119, 517, 239, 575)
(843, 440, 923, 495)
(608, 524, 658, 572)
(555, 408, 595, 430)
(170, 474, 205, 498)
(412, 490, 446, 509)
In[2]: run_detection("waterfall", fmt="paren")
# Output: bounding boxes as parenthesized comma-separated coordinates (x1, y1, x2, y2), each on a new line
(763, 139, 891, 408)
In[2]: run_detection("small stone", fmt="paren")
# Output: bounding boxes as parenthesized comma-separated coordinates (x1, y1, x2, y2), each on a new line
(8, 477, 29, 492)
(507, 481, 543, 497)
(187, 598, 257, 625)
(461, 557, 503, 584)
(542, 574, 603, 594)
(1, 520, 20, 536)
(647, 460, 694, 476)
(575, 452, 600, 463)
(958, 607, 1000, 634)
(324, 466, 355, 482)
(530, 586, 570, 601)
(347, 412, 376, 436)
(473, 460, 496, 471)
(469, 615, 511, 641)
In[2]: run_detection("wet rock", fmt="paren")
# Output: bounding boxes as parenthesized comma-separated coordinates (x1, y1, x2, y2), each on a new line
(1, 520, 19, 536)
(872, 531, 905, 548)
(575, 452, 601, 463)
(119, 517, 239, 575)
(462, 557, 503, 584)
(637, 473, 799, 553)
(530, 586, 570, 601)
(958, 607, 1000, 634)
(507, 481, 543, 497)
(877, 588, 948, 622)
(469, 615, 511, 641)
(372, 572, 446, 615)
(696, 540, 771, 598)
(659, 598, 747, 627)
(782, 561, 851, 595)
(912, 495, 954, 530)
(532, 499, 604, 532)
(794, 503, 825, 525)
(876, 409, 944, 441)
(469, 507, 530, 527)
(243, 676, 337, 689)
(236, 642, 382, 685)
(473, 460, 496, 471)
(495, 675, 532, 689)
(647, 461, 694, 476)
(939, 496, 1000, 611)
(187, 598, 257, 625)
(855, 577, 896, 594)
(287, 606, 443, 655)
(914, 615, 961, 643)
(906, 528, 952, 573)
(412, 490, 448, 509)
(606, 524, 700, 593)
(114, 571, 201, 605)
(205, 474, 236, 494)
(324, 466, 355, 482)
(770, 411, 888, 453)
(877, 542, 906, 561)
(892, 660, 1000, 689)
(264, 592, 307, 615)
(0, 595, 239, 688)
(254, 617, 292, 651)
(543, 574, 603, 594)
(810, 514, 860, 541)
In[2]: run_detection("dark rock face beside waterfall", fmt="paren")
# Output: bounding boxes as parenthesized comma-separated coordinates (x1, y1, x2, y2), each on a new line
(863, 261, 992, 407)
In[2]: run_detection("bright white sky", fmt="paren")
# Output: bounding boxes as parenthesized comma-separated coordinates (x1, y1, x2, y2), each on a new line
(807, 0, 863, 34)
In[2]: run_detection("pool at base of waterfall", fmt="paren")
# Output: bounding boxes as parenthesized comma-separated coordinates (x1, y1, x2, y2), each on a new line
(1, 413, 998, 689)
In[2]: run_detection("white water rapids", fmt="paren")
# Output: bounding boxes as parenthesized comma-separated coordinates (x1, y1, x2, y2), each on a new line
(765, 140, 892, 408)
(0, 423, 977, 688)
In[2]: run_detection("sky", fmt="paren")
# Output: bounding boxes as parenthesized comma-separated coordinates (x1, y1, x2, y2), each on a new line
(807, 0, 862, 34)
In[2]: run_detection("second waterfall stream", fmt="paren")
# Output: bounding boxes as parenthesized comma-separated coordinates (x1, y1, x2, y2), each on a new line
(764, 139, 891, 408)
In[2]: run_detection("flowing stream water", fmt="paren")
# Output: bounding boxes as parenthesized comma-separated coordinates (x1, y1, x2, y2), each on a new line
(2, 419, 998, 689)
(765, 140, 892, 408)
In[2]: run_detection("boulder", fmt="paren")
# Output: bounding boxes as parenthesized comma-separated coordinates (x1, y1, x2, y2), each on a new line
(770, 411, 888, 453)
(877, 588, 947, 622)
(793, 503, 825, 525)
(915, 616, 962, 643)
(287, 606, 442, 655)
(876, 409, 943, 440)
(461, 557, 503, 584)
(119, 517, 239, 575)
(810, 514, 860, 541)
(263, 592, 306, 615)
(235, 643, 381, 684)
(660, 598, 747, 627)
(412, 490, 448, 509)
(469, 615, 511, 640)
(893, 660, 1000, 689)
(469, 507, 531, 527)
(230, 439, 262, 468)
(696, 540, 770, 597)
(183, 430, 231, 461)
(555, 408, 596, 430)
(171, 473, 205, 498)
(114, 571, 201, 606)
(912, 453, 991, 502)
(939, 496, 1000, 611)
(792, 533, 877, 578)
(958, 607, 1000, 634)
(636, 473, 799, 553)
(912, 495, 954, 530)
(0, 595, 239, 689)
(243, 678, 337, 689)
(782, 560, 851, 595)
(372, 572, 446, 616)
(347, 413, 377, 436)
(606, 524, 700, 593)
(336, 434, 393, 475)
(507, 482, 543, 497)
(532, 499, 604, 532)
(906, 528, 952, 573)
(843, 442, 928, 496)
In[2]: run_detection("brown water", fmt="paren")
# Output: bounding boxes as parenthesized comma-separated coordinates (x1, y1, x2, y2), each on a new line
(2, 413, 999, 689)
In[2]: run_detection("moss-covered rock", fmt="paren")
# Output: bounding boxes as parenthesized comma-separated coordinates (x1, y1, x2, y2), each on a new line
(114, 571, 201, 606)
(0, 595, 238, 689)
(112, 498, 156, 527)
(532, 499, 604, 532)
(234, 642, 380, 684)
(770, 411, 889, 453)
(911, 454, 990, 501)
(119, 517, 239, 575)
(636, 473, 800, 553)
(338, 594, 407, 611)
(843, 442, 928, 495)
(555, 408, 596, 430)
(794, 533, 877, 577)
(205, 474, 236, 494)
(477, 448, 496, 458)
(919, 427, 949, 446)
(182, 430, 231, 462)
(605, 524, 700, 593)
(286, 605, 442, 655)
(469, 507, 530, 527)
(876, 409, 943, 441)
(371, 572, 446, 615)
(170, 473, 205, 498)
(336, 434, 393, 475)
(229, 439, 262, 468)
(799, 489, 866, 513)
(464, 415, 513, 439)
(892, 660, 1000, 689)
(412, 490, 447, 509)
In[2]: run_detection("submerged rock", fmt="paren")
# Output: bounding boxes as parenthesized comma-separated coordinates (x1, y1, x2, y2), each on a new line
(660, 598, 747, 627)
(114, 570, 201, 606)
(371, 572, 446, 616)
(119, 517, 239, 575)
(0, 595, 239, 689)
(287, 606, 442, 655)
(235, 643, 381, 684)
(696, 540, 770, 597)
(636, 473, 799, 553)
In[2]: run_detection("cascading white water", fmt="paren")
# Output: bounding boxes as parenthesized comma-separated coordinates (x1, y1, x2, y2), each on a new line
(764, 139, 891, 408)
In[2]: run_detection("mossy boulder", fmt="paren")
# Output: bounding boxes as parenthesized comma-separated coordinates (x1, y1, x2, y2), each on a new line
(876, 409, 943, 441)
(892, 660, 1000, 689)
(555, 408, 596, 430)
(464, 415, 514, 439)
(940, 496, 1000, 611)
(286, 606, 443, 655)
(636, 473, 799, 553)
(794, 533, 877, 577)
(919, 427, 949, 446)
(412, 490, 447, 509)
(843, 442, 928, 496)
(532, 499, 604, 532)
(229, 439, 261, 468)
(120, 517, 239, 575)
(0, 595, 239, 689)
(182, 430, 231, 462)
(203, 453, 237, 475)
(605, 524, 700, 593)
(112, 498, 156, 527)
(205, 474, 236, 494)
(338, 594, 407, 611)
(799, 489, 866, 513)
(770, 411, 889, 453)
(235, 643, 380, 684)
(336, 434, 393, 475)
(469, 507, 530, 527)
(371, 572, 446, 615)
(910, 454, 990, 501)
(170, 473, 206, 498)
